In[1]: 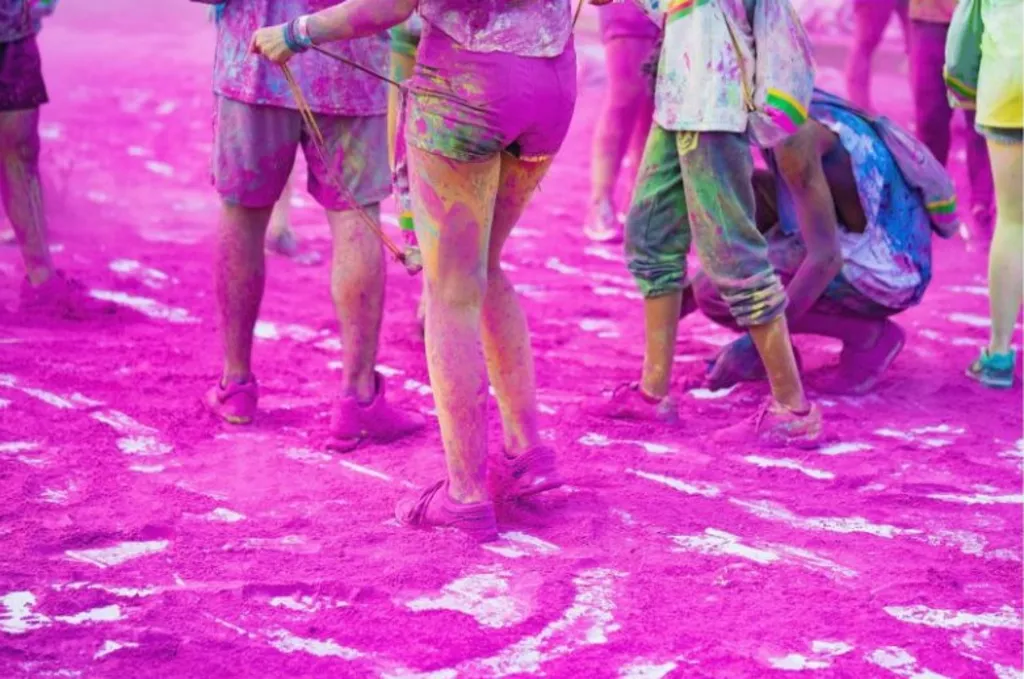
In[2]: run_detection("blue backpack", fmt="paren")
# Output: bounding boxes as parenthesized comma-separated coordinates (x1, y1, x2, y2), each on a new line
(812, 88, 961, 239)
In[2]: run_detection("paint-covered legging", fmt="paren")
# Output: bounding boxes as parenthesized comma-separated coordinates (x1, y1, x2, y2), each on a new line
(625, 126, 788, 328)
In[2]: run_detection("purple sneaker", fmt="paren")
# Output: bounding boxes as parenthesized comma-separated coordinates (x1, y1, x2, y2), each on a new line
(712, 398, 823, 450)
(499, 446, 563, 500)
(823, 321, 906, 395)
(328, 372, 425, 452)
(396, 480, 499, 542)
(204, 377, 258, 425)
(588, 383, 679, 424)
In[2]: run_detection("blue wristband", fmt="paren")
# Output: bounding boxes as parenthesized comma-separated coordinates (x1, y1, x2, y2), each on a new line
(283, 20, 309, 54)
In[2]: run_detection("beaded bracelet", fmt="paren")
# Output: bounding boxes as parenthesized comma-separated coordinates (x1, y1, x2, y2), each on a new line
(283, 16, 313, 54)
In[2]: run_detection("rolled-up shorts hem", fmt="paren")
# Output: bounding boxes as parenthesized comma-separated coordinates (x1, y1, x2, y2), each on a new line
(977, 124, 1023, 145)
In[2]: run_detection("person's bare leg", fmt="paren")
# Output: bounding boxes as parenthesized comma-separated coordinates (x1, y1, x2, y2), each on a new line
(388, 51, 416, 169)
(847, 0, 894, 111)
(481, 155, 552, 455)
(0, 108, 53, 285)
(217, 203, 272, 383)
(640, 291, 683, 399)
(409, 146, 500, 504)
(326, 204, 385, 402)
(267, 173, 299, 255)
(986, 139, 1024, 355)
(749, 317, 808, 411)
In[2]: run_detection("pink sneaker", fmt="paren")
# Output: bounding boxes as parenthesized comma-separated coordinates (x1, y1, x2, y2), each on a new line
(583, 198, 623, 244)
(588, 383, 679, 424)
(396, 480, 499, 542)
(327, 372, 425, 452)
(712, 398, 823, 449)
(204, 377, 258, 425)
(19, 271, 116, 319)
(500, 446, 563, 500)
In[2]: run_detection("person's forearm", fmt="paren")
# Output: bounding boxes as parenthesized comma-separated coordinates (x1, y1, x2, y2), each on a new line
(782, 191, 844, 322)
(307, 0, 416, 45)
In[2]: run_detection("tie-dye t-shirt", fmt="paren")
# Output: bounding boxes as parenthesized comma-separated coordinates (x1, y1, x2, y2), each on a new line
(417, 0, 572, 57)
(0, 0, 38, 43)
(771, 98, 933, 309)
(633, 0, 762, 132)
(213, 0, 388, 117)
(909, 0, 958, 23)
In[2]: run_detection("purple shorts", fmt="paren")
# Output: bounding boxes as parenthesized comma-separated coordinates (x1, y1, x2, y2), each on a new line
(212, 96, 390, 210)
(0, 35, 48, 112)
(598, 3, 661, 42)
(404, 26, 577, 163)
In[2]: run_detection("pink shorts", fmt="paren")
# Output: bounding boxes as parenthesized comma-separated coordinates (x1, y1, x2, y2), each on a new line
(212, 96, 390, 210)
(598, 3, 661, 42)
(404, 26, 577, 163)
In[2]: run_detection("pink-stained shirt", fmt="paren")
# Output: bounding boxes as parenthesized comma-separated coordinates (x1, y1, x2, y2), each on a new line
(213, 0, 388, 117)
(417, 0, 573, 57)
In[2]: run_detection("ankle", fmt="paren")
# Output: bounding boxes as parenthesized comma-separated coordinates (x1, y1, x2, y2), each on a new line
(221, 370, 252, 387)
(448, 482, 487, 505)
(639, 375, 669, 401)
(26, 266, 54, 287)
(776, 397, 811, 416)
(343, 371, 378, 405)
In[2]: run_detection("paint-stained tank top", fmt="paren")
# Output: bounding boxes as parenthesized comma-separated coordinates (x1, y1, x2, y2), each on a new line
(418, 0, 573, 57)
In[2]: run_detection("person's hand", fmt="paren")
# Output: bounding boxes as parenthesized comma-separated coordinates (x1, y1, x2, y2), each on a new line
(705, 335, 765, 391)
(250, 24, 295, 65)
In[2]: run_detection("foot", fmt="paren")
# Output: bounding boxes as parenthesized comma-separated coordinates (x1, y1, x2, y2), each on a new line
(204, 377, 258, 425)
(266, 228, 299, 257)
(966, 348, 1016, 389)
(396, 480, 499, 542)
(583, 198, 622, 244)
(19, 271, 117, 319)
(328, 372, 425, 452)
(823, 321, 906, 395)
(500, 446, 563, 500)
(711, 398, 823, 449)
(588, 383, 679, 424)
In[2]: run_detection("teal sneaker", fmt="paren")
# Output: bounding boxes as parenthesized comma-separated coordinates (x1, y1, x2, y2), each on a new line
(966, 349, 1016, 389)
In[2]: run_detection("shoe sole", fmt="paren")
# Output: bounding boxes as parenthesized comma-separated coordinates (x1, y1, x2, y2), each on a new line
(965, 368, 1014, 390)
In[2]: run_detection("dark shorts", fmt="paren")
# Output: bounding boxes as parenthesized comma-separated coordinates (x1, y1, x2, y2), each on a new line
(0, 34, 48, 112)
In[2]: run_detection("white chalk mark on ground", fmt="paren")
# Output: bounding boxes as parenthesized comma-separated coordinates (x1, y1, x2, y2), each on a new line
(55, 605, 122, 625)
(267, 629, 363, 660)
(688, 386, 739, 400)
(338, 460, 391, 482)
(65, 540, 170, 568)
(884, 605, 1021, 630)
(89, 290, 199, 324)
(629, 470, 721, 498)
(580, 432, 677, 455)
(268, 595, 348, 613)
(109, 259, 172, 289)
(0, 441, 39, 453)
(671, 529, 857, 579)
(469, 569, 626, 677)
(743, 456, 835, 480)
(732, 500, 921, 539)
(927, 492, 1023, 506)
(484, 532, 561, 559)
(403, 379, 433, 396)
(866, 647, 950, 678)
(404, 567, 530, 629)
(205, 508, 246, 523)
(948, 313, 990, 328)
(769, 641, 855, 670)
(94, 640, 140, 659)
(820, 442, 874, 456)
(1, 592, 50, 634)
(618, 660, 679, 678)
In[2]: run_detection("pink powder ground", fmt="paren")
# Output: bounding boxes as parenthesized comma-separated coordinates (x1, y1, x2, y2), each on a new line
(0, 3, 1021, 678)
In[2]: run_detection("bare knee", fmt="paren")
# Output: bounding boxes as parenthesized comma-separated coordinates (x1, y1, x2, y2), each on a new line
(428, 268, 487, 314)
(0, 120, 40, 167)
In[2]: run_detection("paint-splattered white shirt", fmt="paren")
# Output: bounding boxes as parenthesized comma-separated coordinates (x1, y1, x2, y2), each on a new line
(418, 0, 573, 57)
(633, 0, 757, 132)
